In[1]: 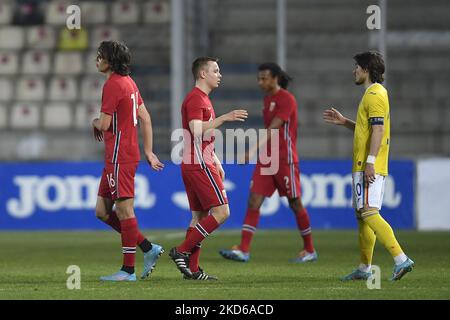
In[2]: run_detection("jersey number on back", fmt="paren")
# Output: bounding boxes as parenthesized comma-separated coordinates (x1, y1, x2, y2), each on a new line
(131, 92, 139, 126)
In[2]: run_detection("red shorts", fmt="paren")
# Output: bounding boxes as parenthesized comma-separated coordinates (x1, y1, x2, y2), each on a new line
(182, 165, 228, 212)
(250, 162, 301, 198)
(98, 162, 138, 201)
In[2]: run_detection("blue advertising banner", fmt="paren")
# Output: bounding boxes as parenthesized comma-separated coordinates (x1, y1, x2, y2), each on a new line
(0, 160, 415, 230)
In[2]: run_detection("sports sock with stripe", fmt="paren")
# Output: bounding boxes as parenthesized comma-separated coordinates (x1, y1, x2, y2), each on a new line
(186, 227, 201, 272)
(177, 215, 219, 253)
(120, 217, 138, 271)
(239, 208, 260, 253)
(295, 208, 314, 253)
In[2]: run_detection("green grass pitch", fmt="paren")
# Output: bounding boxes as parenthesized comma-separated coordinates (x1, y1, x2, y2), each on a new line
(0, 230, 449, 300)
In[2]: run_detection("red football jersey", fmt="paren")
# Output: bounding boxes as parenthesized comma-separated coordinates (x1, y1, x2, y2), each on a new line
(100, 73, 143, 164)
(181, 87, 216, 171)
(261, 88, 299, 164)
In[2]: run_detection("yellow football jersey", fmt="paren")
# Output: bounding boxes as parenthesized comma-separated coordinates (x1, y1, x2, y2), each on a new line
(352, 83, 390, 175)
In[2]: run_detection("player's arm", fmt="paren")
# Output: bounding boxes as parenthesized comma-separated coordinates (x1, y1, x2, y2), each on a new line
(213, 151, 225, 180)
(244, 117, 284, 162)
(188, 110, 248, 138)
(92, 112, 112, 141)
(365, 117, 384, 185)
(323, 107, 355, 131)
(138, 103, 164, 171)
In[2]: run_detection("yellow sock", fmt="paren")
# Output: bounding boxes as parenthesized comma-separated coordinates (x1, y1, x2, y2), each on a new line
(362, 210, 403, 258)
(357, 217, 376, 266)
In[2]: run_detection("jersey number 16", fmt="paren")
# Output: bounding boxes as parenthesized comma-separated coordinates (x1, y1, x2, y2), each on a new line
(131, 92, 139, 126)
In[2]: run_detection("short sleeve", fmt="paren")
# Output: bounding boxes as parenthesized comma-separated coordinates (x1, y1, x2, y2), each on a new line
(185, 95, 204, 122)
(101, 81, 121, 115)
(274, 94, 295, 122)
(137, 90, 144, 106)
(366, 91, 387, 125)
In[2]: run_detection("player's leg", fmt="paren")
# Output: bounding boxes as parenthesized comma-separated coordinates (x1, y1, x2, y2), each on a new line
(187, 210, 209, 273)
(342, 210, 376, 281)
(288, 197, 317, 263)
(361, 206, 414, 280)
(219, 192, 265, 262)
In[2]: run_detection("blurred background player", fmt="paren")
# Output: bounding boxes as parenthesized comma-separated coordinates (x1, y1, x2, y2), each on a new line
(168, 57, 248, 280)
(323, 51, 414, 281)
(92, 40, 165, 281)
(219, 62, 317, 263)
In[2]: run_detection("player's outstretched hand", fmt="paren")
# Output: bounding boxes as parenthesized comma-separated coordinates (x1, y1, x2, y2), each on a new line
(146, 152, 164, 171)
(93, 126, 103, 142)
(323, 107, 346, 126)
(226, 110, 248, 122)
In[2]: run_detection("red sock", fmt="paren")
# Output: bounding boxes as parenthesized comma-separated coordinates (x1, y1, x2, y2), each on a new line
(186, 227, 201, 272)
(295, 208, 314, 253)
(104, 211, 146, 245)
(239, 208, 260, 253)
(120, 218, 138, 267)
(177, 215, 219, 253)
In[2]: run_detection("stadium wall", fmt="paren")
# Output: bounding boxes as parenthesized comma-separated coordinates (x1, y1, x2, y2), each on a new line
(0, 160, 415, 230)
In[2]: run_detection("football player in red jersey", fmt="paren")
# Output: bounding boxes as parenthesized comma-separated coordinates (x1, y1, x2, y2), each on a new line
(168, 57, 248, 280)
(92, 41, 164, 281)
(220, 62, 317, 263)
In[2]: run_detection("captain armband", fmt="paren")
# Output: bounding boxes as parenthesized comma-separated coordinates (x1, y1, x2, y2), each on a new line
(369, 117, 384, 125)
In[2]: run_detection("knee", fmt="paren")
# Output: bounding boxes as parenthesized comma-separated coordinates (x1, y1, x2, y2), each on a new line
(289, 198, 303, 213)
(116, 204, 134, 220)
(212, 205, 230, 224)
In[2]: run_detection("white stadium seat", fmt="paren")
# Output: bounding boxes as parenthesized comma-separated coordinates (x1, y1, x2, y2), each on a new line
(22, 51, 51, 75)
(0, 104, 7, 128)
(85, 51, 99, 74)
(0, 78, 13, 101)
(43, 103, 72, 129)
(45, 0, 72, 25)
(112, 1, 140, 24)
(49, 76, 77, 101)
(27, 26, 56, 49)
(80, 75, 104, 101)
(16, 77, 46, 101)
(10, 103, 40, 129)
(81, 2, 107, 24)
(0, 27, 25, 49)
(144, 0, 171, 24)
(0, 51, 18, 75)
(91, 26, 120, 48)
(0, 3, 13, 25)
(75, 102, 100, 129)
(54, 52, 83, 75)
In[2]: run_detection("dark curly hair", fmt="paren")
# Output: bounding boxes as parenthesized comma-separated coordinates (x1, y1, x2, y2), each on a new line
(258, 62, 292, 89)
(97, 41, 131, 76)
(353, 51, 385, 83)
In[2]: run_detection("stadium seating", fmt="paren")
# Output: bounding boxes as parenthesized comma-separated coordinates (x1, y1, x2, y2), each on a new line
(85, 51, 99, 74)
(90, 26, 120, 48)
(143, 0, 171, 24)
(16, 77, 46, 101)
(80, 75, 104, 101)
(111, 1, 140, 24)
(81, 2, 108, 25)
(43, 103, 72, 129)
(45, 0, 73, 25)
(0, 104, 7, 129)
(54, 52, 83, 75)
(10, 103, 40, 129)
(0, 77, 13, 102)
(74, 102, 100, 129)
(0, 51, 18, 74)
(0, 27, 25, 49)
(27, 26, 56, 49)
(22, 50, 51, 75)
(48, 76, 77, 101)
(0, 3, 13, 25)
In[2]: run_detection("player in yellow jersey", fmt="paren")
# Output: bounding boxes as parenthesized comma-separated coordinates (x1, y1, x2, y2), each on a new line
(323, 51, 414, 281)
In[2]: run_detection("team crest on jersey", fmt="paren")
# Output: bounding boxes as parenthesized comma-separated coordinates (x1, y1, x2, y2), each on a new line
(269, 101, 276, 112)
